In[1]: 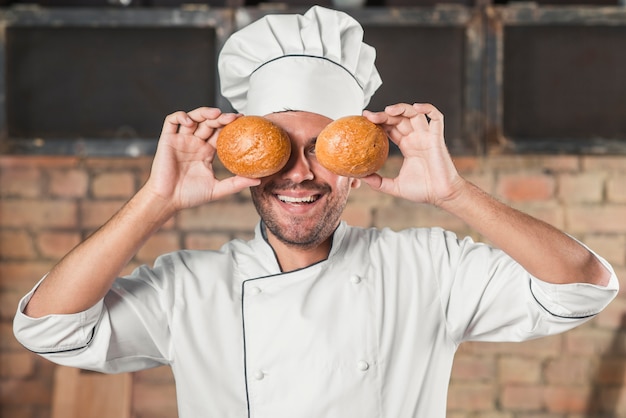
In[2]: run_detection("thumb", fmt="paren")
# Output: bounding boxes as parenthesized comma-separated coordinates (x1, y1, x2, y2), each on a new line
(211, 176, 260, 201)
(361, 173, 393, 195)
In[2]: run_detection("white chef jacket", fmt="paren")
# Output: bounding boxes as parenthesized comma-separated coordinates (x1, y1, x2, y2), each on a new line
(14, 222, 619, 418)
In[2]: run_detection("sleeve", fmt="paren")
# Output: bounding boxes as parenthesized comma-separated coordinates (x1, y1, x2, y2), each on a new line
(13, 256, 178, 374)
(429, 229, 619, 344)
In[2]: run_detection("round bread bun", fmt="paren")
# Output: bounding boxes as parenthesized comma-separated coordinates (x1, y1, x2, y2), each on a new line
(217, 116, 291, 178)
(316, 115, 389, 178)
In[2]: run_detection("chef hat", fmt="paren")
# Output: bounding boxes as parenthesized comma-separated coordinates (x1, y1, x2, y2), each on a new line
(218, 6, 382, 120)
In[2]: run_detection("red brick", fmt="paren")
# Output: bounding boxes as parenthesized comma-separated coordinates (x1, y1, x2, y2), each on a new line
(500, 384, 544, 411)
(591, 294, 626, 330)
(564, 324, 617, 356)
(136, 231, 181, 263)
(132, 381, 178, 417)
(558, 172, 605, 204)
(178, 201, 259, 231)
(0, 322, 25, 351)
(134, 365, 175, 384)
(582, 156, 626, 171)
(348, 182, 394, 206)
(583, 234, 626, 267)
(341, 204, 372, 227)
(593, 358, 626, 384)
(566, 205, 626, 234)
(450, 354, 495, 382)
(487, 155, 580, 172)
(231, 230, 255, 242)
(184, 232, 231, 251)
(0, 379, 52, 405)
(0, 352, 36, 378)
(464, 173, 495, 195)
(36, 231, 82, 259)
(616, 266, 626, 296)
(0, 166, 41, 198)
(80, 200, 126, 229)
(541, 155, 582, 172)
(607, 173, 626, 203)
(92, 171, 136, 199)
(48, 169, 89, 198)
(0, 261, 53, 292)
(0, 290, 23, 320)
(510, 203, 565, 230)
(375, 201, 469, 234)
(544, 386, 591, 413)
(447, 382, 495, 411)
(0, 230, 37, 259)
(544, 356, 591, 385)
(452, 156, 481, 173)
(496, 173, 556, 202)
(498, 356, 541, 384)
(379, 155, 402, 178)
(85, 156, 152, 170)
(0, 200, 78, 229)
(0, 155, 79, 169)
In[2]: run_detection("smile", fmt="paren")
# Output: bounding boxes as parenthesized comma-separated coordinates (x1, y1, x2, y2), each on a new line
(277, 194, 320, 204)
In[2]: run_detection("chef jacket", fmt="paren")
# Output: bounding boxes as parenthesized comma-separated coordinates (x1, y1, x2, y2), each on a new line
(14, 222, 619, 418)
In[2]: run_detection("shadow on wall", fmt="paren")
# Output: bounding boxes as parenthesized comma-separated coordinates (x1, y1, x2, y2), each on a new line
(586, 313, 626, 417)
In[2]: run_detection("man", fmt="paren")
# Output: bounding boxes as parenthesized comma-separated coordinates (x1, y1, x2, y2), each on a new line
(14, 6, 618, 418)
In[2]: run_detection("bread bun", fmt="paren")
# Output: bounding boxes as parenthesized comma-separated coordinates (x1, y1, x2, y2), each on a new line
(217, 116, 291, 178)
(316, 115, 388, 178)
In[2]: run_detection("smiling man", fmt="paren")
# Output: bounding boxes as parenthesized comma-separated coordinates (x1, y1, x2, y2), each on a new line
(13, 6, 619, 418)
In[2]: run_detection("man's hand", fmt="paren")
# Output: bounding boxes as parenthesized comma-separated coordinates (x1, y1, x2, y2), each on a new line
(145, 107, 260, 214)
(24, 107, 262, 317)
(362, 103, 611, 287)
(361, 103, 465, 207)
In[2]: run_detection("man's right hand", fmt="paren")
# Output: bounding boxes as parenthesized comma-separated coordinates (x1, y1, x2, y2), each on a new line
(144, 107, 261, 215)
(23, 107, 261, 318)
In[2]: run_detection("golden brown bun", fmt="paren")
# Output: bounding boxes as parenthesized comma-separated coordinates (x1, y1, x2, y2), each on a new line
(217, 116, 291, 178)
(316, 115, 389, 178)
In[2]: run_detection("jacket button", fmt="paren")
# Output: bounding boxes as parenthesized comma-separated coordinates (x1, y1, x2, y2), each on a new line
(357, 360, 370, 371)
(254, 370, 265, 380)
(249, 286, 262, 295)
(350, 275, 362, 284)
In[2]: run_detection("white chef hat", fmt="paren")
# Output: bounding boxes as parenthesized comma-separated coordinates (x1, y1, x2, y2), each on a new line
(218, 6, 382, 120)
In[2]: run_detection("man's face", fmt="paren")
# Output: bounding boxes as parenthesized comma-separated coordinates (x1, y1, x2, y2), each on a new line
(250, 111, 358, 250)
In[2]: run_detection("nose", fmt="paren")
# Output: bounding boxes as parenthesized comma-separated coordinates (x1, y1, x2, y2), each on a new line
(281, 148, 314, 183)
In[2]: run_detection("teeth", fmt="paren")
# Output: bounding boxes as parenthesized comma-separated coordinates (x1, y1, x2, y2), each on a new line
(278, 195, 318, 203)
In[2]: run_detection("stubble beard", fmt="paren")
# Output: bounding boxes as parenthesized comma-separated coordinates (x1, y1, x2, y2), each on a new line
(250, 180, 349, 250)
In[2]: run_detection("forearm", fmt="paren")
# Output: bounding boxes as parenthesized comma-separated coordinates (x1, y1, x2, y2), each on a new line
(439, 179, 611, 286)
(24, 187, 176, 318)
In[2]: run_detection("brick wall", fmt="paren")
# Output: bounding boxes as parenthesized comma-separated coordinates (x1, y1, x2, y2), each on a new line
(1, 154, 625, 418)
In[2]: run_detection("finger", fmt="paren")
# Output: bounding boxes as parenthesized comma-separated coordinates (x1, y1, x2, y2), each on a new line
(362, 109, 388, 124)
(384, 103, 418, 118)
(195, 113, 241, 142)
(211, 176, 261, 201)
(363, 108, 410, 143)
(413, 103, 444, 136)
(360, 173, 397, 197)
(162, 111, 193, 135)
(181, 107, 222, 137)
(186, 107, 223, 123)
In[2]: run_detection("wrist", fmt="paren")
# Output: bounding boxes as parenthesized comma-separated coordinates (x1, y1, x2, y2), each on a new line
(127, 186, 178, 231)
(434, 176, 471, 211)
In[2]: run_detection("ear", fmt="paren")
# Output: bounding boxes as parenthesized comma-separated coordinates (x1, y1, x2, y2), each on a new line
(350, 178, 361, 189)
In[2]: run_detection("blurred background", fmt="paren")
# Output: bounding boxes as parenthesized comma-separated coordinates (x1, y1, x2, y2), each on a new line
(0, 0, 625, 417)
